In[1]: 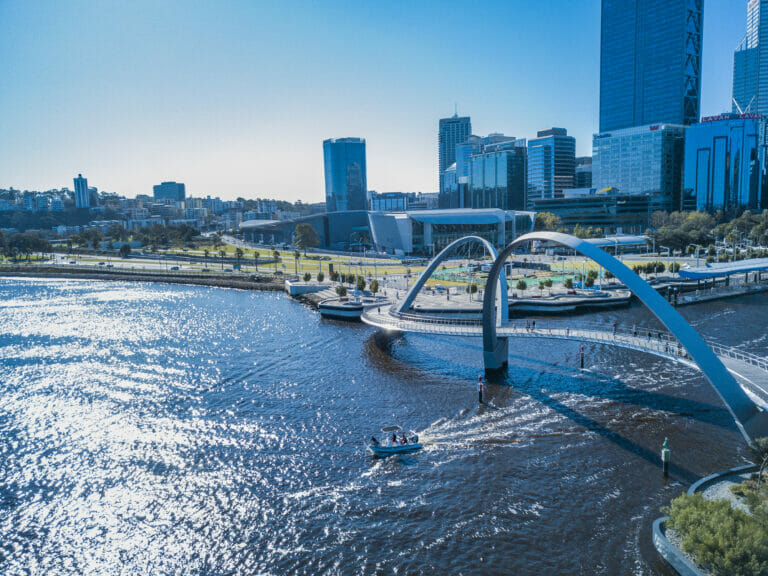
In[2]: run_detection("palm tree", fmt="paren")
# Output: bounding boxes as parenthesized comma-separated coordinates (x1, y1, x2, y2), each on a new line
(204, 249, 209, 269)
(219, 249, 225, 270)
(294, 249, 300, 277)
(273, 250, 280, 272)
(235, 247, 244, 269)
(253, 251, 259, 271)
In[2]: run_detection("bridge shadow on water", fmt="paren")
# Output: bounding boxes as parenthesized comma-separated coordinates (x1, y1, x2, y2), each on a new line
(368, 331, 733, 484)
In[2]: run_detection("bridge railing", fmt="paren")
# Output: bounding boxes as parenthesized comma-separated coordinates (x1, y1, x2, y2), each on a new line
(364, 305, 768, 374)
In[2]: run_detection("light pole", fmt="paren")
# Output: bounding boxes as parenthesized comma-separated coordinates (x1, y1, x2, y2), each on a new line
(659, 245, 671, 273)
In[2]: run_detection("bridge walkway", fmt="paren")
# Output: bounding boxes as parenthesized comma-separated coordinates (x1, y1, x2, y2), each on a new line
(361, 304, 768, 409)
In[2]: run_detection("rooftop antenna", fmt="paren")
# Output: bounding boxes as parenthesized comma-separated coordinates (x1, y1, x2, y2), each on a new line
(454, 102, 458, 117)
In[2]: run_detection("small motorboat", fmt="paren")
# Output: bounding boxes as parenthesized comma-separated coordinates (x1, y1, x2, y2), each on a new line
(368, 425, 422, 457)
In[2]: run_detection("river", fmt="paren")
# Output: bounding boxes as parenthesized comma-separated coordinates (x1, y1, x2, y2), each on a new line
(0, 277, 762, 575)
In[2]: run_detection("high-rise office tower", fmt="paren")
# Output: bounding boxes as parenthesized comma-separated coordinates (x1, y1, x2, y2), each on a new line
(438, 114, 471, 195)
(153, 181, 186, 202)
(733, 0, 768, 113)
(527, 128, 576, 208)
(323, 138, 367, 212)
(599, 0, 703, 132)
(74, 173, 90, 209)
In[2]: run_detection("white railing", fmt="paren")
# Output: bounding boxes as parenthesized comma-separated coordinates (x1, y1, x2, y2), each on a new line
(362, 305, 768, 377)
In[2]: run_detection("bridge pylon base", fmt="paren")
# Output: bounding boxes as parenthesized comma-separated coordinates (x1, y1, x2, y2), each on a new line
(484, 336, 508, 376)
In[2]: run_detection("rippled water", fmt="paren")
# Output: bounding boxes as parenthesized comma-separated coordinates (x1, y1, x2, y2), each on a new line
(0, 277, 764, 575)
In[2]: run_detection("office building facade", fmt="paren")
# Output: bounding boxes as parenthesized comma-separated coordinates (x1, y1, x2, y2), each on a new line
(74, 173, 90, 209)
(323, 137, 367, 212)
(575, 157, 593, 188)
(527, 128, 575, 208)
(733, 0, 768, 114)
(533, 189, 651, 235)
(438, 114, 471, 197)
(600, 0, 703, 132)
(467, 139, 527, 211)
(593, 123, 686, 211)
(153, 181, 186, 202)
(684, 113, 768, 212)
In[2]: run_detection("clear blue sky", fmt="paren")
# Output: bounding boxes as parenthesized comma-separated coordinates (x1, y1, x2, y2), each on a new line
(0, 0, 747, 202)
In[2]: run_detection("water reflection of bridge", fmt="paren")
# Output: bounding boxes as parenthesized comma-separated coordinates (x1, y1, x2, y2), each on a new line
(362, 231, 768, 443)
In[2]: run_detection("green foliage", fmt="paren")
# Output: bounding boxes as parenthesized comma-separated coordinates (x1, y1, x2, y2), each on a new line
(303, 272, 311, 282)
(134, 224, 199, 248)
(584, 276, 595, 288)
(370, 279, 379, 294)
(329, 271, 339, 282)
(544, 278, 553, 288)
(356, 276, 366, 291)
(317, 271, 324, 282)
(119, 243, 131, 258)
(664, 492, 768, 575)
(648, 211, 716, 250)
(534, 212, 561, 232)
(293, 223, 320, 253)
(516, 279, 527, 291)
(564, 277, 574, 289)
(335, 285, 347, 297)
(587, 269, 598, 281)
(572, 224, 603, 239)
(7, 233, 52, 259)
(467, 283, 478, 294)
(605, 270, 614, 280)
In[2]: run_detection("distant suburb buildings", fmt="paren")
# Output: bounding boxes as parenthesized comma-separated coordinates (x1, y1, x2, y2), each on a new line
(153, 181, 186, 202)
(74, 174, 90, 209)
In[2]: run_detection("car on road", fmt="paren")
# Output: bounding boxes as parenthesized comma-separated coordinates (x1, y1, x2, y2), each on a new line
(170, 266, 180, 271)
(98, 262, 105, 266)
(69, 260, 76, 264)
(202, 268, 210, 272)
(106, 264, 114, 268)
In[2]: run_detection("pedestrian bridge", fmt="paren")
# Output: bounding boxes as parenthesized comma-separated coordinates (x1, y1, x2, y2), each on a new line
(362, 231, 768, 443)
(363, 304, 768, 412)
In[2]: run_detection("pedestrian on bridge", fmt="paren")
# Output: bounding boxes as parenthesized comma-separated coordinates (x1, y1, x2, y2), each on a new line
(477, 375, 484, 404)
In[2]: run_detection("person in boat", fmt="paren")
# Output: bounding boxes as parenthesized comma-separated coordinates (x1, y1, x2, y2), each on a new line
(401, 434, 407, 445)
(371, 436, 379, 446)
(392, 432, 397, 445)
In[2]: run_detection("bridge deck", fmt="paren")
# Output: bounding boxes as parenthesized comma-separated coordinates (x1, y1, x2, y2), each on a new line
(362, 305, 768, 409)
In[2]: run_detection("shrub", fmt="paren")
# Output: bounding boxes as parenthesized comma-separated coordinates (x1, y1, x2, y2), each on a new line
(317, 272, 324, 282)
(335, 285, 347, 297)
(329, 271, 339, 282)
(370, 279, 379, 294)
(356, 276, 366, 291)
(303, 272, 311, 282)
(516, 279, 527, 291)
(584, 276, 595, 288)
(664, 492, 768, 575)
(564, 277, 573, 289)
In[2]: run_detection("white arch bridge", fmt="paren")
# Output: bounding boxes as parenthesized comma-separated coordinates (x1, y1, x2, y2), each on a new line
(362, 231, 768, 443)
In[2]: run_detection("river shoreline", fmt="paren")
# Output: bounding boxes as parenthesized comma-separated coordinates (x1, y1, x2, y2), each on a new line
(0, 266, 285, 292)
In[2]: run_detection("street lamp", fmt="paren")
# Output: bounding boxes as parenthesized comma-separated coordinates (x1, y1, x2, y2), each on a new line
(659, 245, 671, 273)
(686, 244, 701, 268)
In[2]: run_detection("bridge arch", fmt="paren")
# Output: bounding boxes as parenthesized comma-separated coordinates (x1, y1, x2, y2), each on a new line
(397, 235, 508, 325)
(481, 231, 768, 443)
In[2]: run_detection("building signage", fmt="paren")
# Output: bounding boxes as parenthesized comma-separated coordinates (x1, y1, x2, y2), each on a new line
(702, 113, 763, 123)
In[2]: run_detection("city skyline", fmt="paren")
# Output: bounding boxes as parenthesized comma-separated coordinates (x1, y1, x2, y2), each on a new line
(0, 0, 747, 201)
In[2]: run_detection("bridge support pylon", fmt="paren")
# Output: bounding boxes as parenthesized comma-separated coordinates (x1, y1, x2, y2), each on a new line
(484, 336, 508, 376)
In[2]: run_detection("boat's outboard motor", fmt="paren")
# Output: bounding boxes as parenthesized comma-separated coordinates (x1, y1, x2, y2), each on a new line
(409, 434, 418, 444)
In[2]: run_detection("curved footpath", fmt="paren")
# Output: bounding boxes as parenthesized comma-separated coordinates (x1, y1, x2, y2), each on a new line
(653, 464, 759, 576)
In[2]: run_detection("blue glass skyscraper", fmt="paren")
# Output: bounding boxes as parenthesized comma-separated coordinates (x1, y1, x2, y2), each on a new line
(599, 0, 703, 132)
(733, 0, 768, 115)
(323, 138, 367, 213)
(527, 128, 575, 208)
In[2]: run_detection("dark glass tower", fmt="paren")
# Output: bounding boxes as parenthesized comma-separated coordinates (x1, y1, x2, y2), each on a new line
(323, 138, 367, 213)
(599, 0, 703, 132)
(438, 114, 471, 195)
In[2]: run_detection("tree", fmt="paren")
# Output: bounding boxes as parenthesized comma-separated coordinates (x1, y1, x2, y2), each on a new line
(370, 279, 379, 295)
(356, 276, 366, 292)
(317, 271, 325, 282)
(538, 281, 545, 295)
(335, 285, 347, 297)
(544, 278, 553, 294)
(516, 279, 527, 292)
(204, 249, 210, 267)
(534, 212, 561, 231)
(294, 249, 301, 276)
(119, 243, 131, 258)
(564, 277, 574, 289)
(273, 250, 281, 272)
(253, 251, 259, 271)
(235, 247, 244, 268)
(293, 223, 320, 255)
(219, 249, 226, 270)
